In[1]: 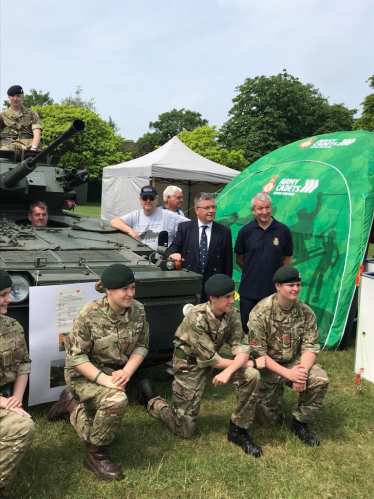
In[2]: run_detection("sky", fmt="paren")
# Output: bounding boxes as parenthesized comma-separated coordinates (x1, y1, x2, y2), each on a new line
(1, 0, 373, 141)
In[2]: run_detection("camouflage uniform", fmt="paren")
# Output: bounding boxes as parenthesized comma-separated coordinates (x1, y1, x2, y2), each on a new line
(248, 294, 329, 424)
(64, 296, 149, 446)
(149, 302, 259, 438)
(0, 105, 42, 155)
(0, 316, 35, 489)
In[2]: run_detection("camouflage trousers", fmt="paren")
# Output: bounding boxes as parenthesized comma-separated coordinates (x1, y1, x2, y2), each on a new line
(0, 138, 32, 157)
(148, 356, 260, 439)
(256, 360, 329, 424)
(67, 378, 128, 447)
(0, 409, 35, 488)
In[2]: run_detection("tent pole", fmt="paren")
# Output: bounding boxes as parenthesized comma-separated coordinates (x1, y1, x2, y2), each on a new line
(188, 181, 192, 213)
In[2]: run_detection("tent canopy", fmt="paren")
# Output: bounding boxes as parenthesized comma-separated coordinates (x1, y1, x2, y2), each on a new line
(216, 131, 374, 349)
(101, 137, 239, 220)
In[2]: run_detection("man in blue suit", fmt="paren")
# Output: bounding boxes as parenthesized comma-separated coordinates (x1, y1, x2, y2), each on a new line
(168, 193, 233, 302)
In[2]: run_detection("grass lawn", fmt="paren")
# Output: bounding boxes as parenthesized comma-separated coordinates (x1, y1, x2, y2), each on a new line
(71, 202, 101, 219)
(14, 347, 374, 499)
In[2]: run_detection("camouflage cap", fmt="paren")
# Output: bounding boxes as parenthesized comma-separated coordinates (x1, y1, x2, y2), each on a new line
(100, 264, 135, 289)
(205, 274, 235, 297)
(7, 85, 23, 96)
(0, 269, 12, 290)
(272, 266, 301, 283)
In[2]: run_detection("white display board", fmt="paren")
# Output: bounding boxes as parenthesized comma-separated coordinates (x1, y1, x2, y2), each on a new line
(28, 282, 101, 406)
(355, 272, 374, 384)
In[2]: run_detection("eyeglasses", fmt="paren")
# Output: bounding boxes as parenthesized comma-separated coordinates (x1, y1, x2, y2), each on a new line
(196, 205, 216, 211)
(142, 196, 155, 201)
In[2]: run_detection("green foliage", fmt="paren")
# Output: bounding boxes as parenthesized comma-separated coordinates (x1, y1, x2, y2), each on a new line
(353, 75, 374, 131)
(61, 86, 96, 111)
(220, 70, 356, 164)
(137, 108, 208, 155)
(36, 105, 130, 180)
(178, 126, 248, 171)
(2, 88, 54, 108)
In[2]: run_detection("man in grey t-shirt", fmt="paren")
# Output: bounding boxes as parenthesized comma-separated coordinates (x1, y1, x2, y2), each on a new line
(110, 185, 189, 250)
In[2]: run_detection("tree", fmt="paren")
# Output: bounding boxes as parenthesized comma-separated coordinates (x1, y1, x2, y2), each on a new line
(219, 70, 356, 164)
(36, 105, 131, 180)
(136, 108, 208, 155)
(353, 75, 374, 131)
(178, 126, 247, 171)
(3, 88, 54, 108)
(61, 86, 96, 111)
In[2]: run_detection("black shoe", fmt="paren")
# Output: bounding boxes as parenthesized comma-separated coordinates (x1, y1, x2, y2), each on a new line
(291, 418, 320, 447)
(227, 420, 262, 458)
(138, 379, 155, 409)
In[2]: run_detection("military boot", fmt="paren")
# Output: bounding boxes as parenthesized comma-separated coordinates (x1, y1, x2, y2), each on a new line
(138, 379, 156, 409)
(47, 387, 79, 421)
(83, 444, 123, 481)
(227, 420, 262, 458)
(291, 418, 320, 446)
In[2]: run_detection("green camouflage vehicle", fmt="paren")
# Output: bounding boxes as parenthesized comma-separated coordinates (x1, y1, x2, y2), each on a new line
(0, 120, 201, 358)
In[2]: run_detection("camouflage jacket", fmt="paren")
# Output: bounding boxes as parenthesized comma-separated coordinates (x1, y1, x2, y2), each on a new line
(174, 302, 250, 369)
(248, 294, 320, 362)
(65, 296, 149, 378)
(0, 315, 31, 394)
(0, 105, 42, 140)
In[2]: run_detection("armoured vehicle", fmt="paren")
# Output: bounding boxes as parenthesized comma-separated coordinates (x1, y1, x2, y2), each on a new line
(0, 120, 202, 358)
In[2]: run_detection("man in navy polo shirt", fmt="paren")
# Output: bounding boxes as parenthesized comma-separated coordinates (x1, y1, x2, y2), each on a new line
(235, 193, 293, 334)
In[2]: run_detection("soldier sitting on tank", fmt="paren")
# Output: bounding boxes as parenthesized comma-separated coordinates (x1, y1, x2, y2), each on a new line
(0, 85, 42, 158)
(141, 274, 266, 458)
(248, 266, 330, 447)
(28, 201, 49, 227)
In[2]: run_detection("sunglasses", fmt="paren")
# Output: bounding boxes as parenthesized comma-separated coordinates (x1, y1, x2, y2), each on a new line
(142, 195, 155, 201)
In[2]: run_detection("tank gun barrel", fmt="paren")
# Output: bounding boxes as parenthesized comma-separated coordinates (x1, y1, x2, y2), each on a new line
(3, 120, 85, 188)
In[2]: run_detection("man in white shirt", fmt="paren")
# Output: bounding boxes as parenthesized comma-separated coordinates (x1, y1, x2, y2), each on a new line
(110, 185, 189, 251)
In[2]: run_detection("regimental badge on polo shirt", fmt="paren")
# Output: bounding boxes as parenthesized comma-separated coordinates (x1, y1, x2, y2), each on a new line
(273, 237, 279, 246)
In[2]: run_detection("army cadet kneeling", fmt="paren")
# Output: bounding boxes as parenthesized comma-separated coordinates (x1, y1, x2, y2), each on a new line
(248, 266, 330, 446)
(48, 264, 149, 480)
(0, 270, 35, 498)
(144, 274, 266, 457)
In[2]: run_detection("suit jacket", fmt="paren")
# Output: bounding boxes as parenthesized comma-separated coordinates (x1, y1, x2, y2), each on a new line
(167, 220, 233, 302)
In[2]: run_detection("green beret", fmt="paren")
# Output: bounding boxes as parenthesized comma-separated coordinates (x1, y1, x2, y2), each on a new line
(205, 274, 235, 297)
(272, 266, 301, 284)
(0, 270, 12, 291)
(100, 264, 135, 289)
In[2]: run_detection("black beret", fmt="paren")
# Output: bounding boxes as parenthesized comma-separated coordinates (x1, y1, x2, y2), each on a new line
(7, 85, 23, 96)
(140, 185, 158, 197)
(272, 266, 301, 284)
(0, 270, 12, 290)
(205, 274, 235, 297)
(100, 264, 135, 289)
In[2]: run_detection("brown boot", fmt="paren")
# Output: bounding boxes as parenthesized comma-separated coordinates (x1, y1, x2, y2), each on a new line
(47, 387, 79, 421)
(83, 444, 123, 481)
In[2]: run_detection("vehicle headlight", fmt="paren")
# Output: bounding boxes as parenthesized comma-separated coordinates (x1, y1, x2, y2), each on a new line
(166, 260, 175, 270)
(10, 275, 30, 303)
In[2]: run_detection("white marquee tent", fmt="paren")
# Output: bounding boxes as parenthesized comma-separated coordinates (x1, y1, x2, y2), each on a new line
(101, 136, 240, 220)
